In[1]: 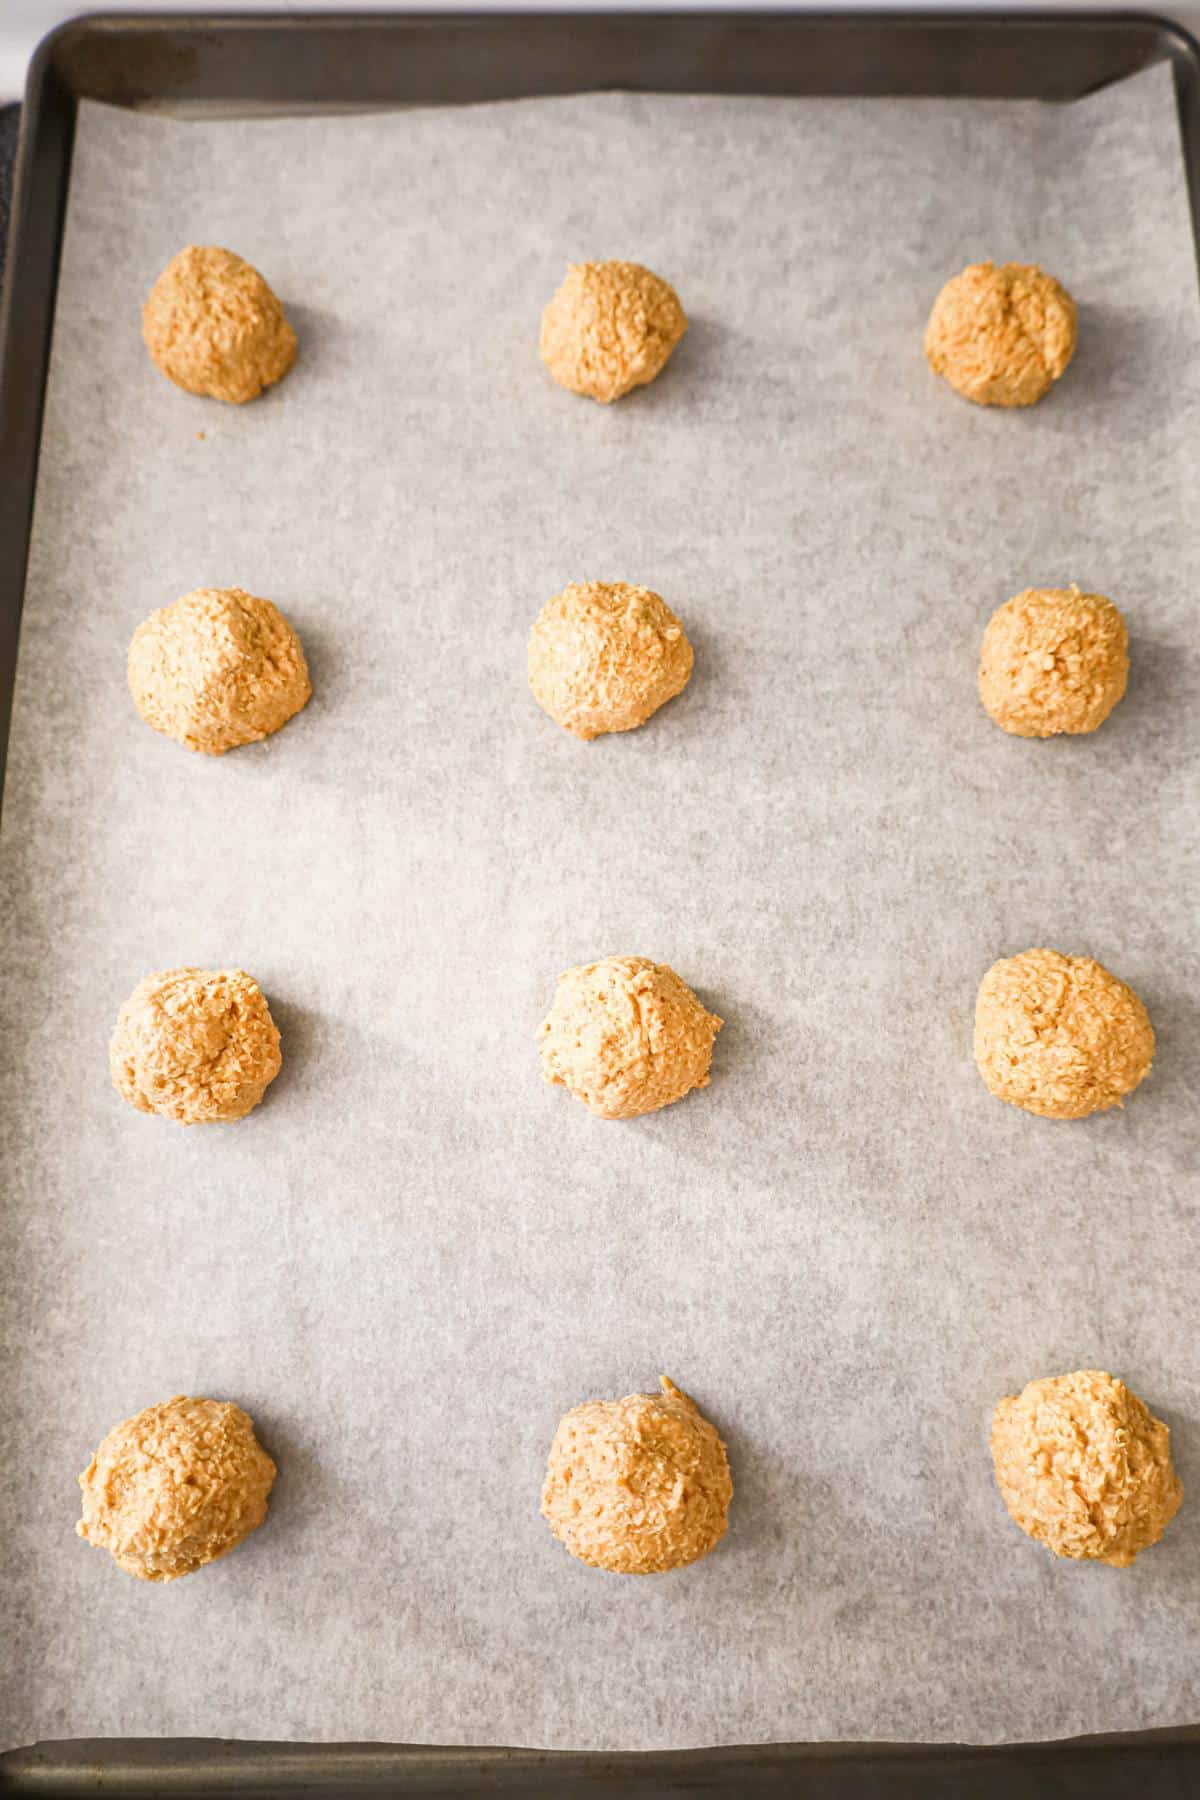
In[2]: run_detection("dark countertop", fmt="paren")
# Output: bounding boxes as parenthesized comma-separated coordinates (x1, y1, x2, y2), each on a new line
(1, 103, 19, 301)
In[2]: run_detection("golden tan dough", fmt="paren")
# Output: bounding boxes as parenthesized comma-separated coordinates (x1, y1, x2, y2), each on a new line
(925, 261, 1077, 406)
(143, 245, 296, 404)
(974, 948, 1153, 1120)
(539, 955, 722, 1120)
(78, 1395, 276, 1582)
(540, 260, 687, 403)
(542, 1376, 732, 1573)
(129, 586, 311, 756)
(111, 968, 282, 1125)
(991, 1370, 1182, 1567)
(528, 581, 693, 740)
(979, 586, 1128, 738)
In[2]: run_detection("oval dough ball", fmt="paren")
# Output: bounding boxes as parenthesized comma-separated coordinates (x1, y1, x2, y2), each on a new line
(539, 955, 722, 1120)
(143, 245, 296, 404)
(540, 260, 688, 404)
(542, 1376, 732, 1574)
(129, 587, 311, 756)
(528, 581, 693, 740)
(77, 1395, 276, 1582)
(979, 586, 1128, 738)
(974, 948, 1153, 1120)
(991, 1370, 1182, 1567)
(110, 968, 282, 1124)
(925, 261, 1077, 407)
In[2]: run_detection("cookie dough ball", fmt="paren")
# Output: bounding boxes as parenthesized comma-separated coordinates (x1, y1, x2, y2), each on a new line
(991, 1371, 1182, 1567)
(539, 955, 722, 1120)
(528, 581, 693, 740)
(111, 968, 282, 1124)
(143, 245, 296, 404)
(925, 261, 1077, 407)
(78, 1396, 276, 1582)
(979, 586, 1128, 738)
(974, 948, 1153, 1120)
(129, 587, 311, 755)
(542, 1376, 732, 1574)
(540, 260, 688, 404)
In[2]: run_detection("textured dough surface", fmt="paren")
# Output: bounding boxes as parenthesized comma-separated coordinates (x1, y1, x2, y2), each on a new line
(111, 967, 282, 1124)
(539, 955, 722, 1119)
(974, 948, 1153, 1120)
(77, 1396, 276, 1582)
(540, 261, 687, 403)
(979, 586, 1128, 738)
(129, 586, 311, 756)
(143, 245, 296, 404)
(528, 581, 693, 740)
(925, 261, 1077, 406)
(542, 1376, 732, 1574)
(991, 1371, 1182, 1567)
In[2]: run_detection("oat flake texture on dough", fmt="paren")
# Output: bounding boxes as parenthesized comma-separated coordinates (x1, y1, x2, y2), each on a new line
(128, 586, 311, 756)
(539, 260, 688, 403)
(542, 1376, 733, 1574)
(538, 955, 722, 1119)
(527, 581, 694, 740)
(973, 948, 1154, 1120)
(77, 1396, 277, 1582)
(990, 1371, 1182, 1567)
(924, 260, 1077, 407)
(142, 244, 296, 405)
(110, 968, 283, 1125)
(978, 586, 1129, 738)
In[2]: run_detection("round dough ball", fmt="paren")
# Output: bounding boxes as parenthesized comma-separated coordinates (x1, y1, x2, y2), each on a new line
(111, 967, 282, 1125)
(143, 245, 296, 404)
(539, 955, 722, 1120)
(974, 948, 1153, 1120)
(991, 1370, 1182, 1567)
(542, 1376, 732, 1574)
(528, 581, 693, 740)
(979, 586, 1128, 738)
(77, 1395, 276, 1582)
(540, 260, 688, 404)
(925, 261, 1077, 407)
(129, 587, 311, 756)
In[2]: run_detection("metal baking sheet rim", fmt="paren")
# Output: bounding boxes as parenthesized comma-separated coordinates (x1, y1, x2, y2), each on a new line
(2, 9, 1200, 1792)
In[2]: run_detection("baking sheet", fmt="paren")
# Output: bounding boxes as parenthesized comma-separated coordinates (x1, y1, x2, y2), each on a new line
(2, 65, 1200, 1754)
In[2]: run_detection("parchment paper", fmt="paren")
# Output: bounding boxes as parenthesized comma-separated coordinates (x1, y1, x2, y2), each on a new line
(2, 66, 1199, 1754)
